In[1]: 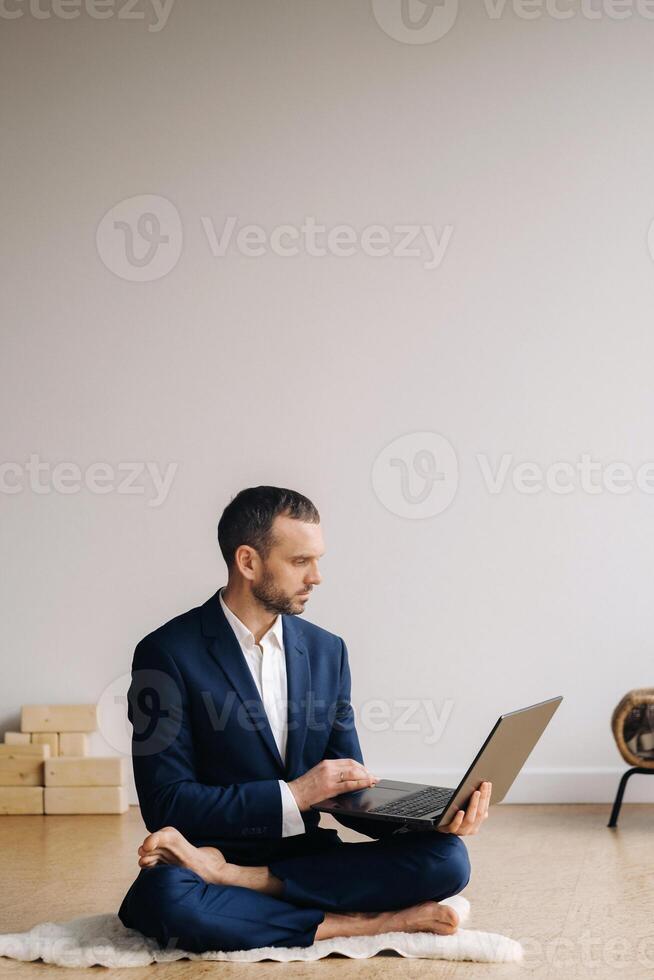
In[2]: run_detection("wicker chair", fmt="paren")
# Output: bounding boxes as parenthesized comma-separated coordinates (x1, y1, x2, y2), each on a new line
(608, 688, 654, 827)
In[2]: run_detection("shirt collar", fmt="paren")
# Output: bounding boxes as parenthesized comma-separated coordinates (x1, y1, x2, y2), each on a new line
(219, 587, 284, 651)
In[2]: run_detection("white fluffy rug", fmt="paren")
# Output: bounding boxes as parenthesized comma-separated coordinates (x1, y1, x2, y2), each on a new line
(0, 896, 523, 967)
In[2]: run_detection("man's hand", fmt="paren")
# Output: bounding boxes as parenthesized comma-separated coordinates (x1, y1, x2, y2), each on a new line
(437, 781, 492, 835)
(288, 759, 379, 812)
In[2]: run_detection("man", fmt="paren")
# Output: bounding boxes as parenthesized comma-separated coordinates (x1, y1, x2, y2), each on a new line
(118, 486, 491, 952)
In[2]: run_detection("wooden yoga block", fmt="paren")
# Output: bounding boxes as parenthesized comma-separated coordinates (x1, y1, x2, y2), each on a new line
(21, 705, 98, 734)
(59, 732, 89, 756)
(0, 746, 49, 786)
(0, 744, 50, 757)
(3, 732, 31, 745)
(45, 756, 126, 788)
(0, 787, 44, 815)
(32, 733, 59, 757)
(44, 786, 128, 814)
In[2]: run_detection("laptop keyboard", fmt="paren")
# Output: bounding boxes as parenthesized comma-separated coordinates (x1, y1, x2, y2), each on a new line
(369, 786, 454, 818)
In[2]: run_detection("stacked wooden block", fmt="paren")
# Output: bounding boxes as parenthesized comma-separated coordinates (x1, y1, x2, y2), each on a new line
(0, 704, 128, 815)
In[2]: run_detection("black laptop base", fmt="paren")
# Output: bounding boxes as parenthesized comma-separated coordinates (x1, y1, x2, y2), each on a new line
(311, 778, 455, 830)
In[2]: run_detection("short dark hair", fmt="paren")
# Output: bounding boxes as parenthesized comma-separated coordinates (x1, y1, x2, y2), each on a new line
(217, 486, 320, 570)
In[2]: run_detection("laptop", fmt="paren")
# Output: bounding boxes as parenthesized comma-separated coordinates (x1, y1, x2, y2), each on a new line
(311, 695, 563, 830)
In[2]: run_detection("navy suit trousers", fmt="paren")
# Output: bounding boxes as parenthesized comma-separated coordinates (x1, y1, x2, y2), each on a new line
(117, 829, 471, 953)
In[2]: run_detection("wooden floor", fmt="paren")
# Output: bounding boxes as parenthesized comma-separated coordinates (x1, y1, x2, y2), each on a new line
(0, 803, 651, 979)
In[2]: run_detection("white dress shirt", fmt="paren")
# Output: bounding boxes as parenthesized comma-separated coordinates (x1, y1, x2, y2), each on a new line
(219, 588, 305, 837)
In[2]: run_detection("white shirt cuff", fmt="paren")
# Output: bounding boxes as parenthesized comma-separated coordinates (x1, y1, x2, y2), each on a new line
(278, 780, 306, 837)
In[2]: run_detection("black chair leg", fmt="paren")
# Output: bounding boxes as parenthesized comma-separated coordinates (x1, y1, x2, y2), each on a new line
(608, 767, 652, 827)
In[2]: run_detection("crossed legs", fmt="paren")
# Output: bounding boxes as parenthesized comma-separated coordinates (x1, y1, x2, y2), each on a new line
(118, 825, 471, 952)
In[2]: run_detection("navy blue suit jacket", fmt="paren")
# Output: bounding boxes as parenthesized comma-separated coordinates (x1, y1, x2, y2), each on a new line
(127, 588, 398, 862)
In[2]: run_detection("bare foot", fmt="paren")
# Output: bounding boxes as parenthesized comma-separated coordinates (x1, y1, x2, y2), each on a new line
(315, 900, 459, 942)
(137, 826, 230, 885)
(390, 899, 459, 936)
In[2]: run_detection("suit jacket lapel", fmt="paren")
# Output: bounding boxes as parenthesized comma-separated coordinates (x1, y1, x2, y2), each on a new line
(201, 590, 285, 772)
(282, 615, 311, 780)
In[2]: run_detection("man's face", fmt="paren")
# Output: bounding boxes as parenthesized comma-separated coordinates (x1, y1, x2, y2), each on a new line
(251, 515, 324, 616)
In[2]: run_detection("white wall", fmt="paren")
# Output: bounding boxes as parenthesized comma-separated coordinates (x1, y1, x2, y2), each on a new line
(2, 0, 653, 806)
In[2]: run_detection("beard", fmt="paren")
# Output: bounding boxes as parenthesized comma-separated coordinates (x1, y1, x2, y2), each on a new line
(251, 567, 308, 616)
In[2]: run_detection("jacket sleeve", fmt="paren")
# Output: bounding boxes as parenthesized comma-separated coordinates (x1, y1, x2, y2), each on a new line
(323, 638, 402, 840)
(127, 637, 283, 841)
